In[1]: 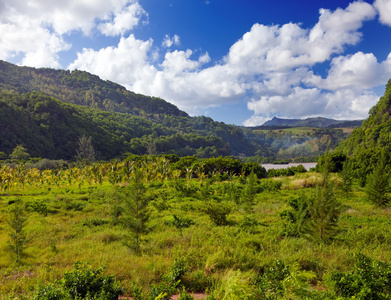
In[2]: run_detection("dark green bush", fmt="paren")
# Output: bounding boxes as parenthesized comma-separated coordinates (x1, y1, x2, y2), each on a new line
(34, 262, 123, 299)
(330, 253, 391, 299)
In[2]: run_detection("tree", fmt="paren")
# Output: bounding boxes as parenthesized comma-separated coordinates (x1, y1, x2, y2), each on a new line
(304, 156, 343, 244)
(76, 135, 95, 163)
(123, 168, 150, 253)
(10, 145, 30, 161)
(6, 198, 30, 265)
(338, 158, 354, 197)
(364, 152, 390, 207)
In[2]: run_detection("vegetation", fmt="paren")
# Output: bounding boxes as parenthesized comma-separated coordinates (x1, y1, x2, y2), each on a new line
(0, 60, 358, 161)
(2, 62, 391, 299)
(0, 152, 390, 299)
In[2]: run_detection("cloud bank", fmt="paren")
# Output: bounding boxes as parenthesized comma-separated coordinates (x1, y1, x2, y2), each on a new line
(1, 0, 391, 125)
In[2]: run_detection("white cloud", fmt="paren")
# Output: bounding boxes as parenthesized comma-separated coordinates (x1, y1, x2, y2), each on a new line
(68, 34, 155, 85)
(306, 51, 391, 90)
(1, 0, 388, 126)
(162, 34, 180, 48)
(0, 0, 146, 67)
(374, 0, 391, 26)
(66, 1, 387, 124)
(0, 17, 70, 67)
(98, 2, 147, 36)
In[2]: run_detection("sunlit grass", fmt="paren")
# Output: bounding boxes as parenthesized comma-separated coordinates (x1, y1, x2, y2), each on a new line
(1, 166, 391, 298)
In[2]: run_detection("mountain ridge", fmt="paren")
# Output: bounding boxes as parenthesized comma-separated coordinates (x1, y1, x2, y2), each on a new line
(0, 60, 188, 118)
(262, 116, 363, 128)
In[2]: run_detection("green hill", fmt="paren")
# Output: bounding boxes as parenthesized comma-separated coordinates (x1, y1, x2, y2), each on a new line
(0, 60, 187, 118)
(331, 80, 391, 180)
(0, 61, 359, 161)
(0, 90, 244, 160)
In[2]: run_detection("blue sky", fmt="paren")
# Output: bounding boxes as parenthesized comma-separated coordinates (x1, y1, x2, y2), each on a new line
(1, 0, 391, 126)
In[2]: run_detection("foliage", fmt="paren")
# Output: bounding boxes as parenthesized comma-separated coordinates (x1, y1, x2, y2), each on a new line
(279, 195, 310, 237)
(76, 135, 96, 163)
(6, 198, 30, 265)
(330, 253, 391, 299)
(171, 215, 195, 235)
(338, 158, 355, 197)
(199, 201, 232, 226)
(364, 152, 390, 207)
(242, 171, 258, 213)
(316, 152, 347, 173)
(304, 165, 343, 244)
(34, 262, 123, 299)
(267, 164, 307, 177)
(212, 269, 254, 300)
(10, 145, 30, 161)
(122, 168, 150, 253)
(256, 259, 317, 299)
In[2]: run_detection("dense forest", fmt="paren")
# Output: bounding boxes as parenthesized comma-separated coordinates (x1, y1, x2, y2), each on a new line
(0, 61, 358, 162)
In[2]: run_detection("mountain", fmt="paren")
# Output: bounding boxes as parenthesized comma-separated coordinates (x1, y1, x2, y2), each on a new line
(0, 61, 262, 159)
(0, 60, 360, 161)
(0, 60, 187, 118)
(262, 116, 363, 128)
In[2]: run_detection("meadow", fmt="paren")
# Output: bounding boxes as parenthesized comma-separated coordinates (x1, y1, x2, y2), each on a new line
(1, 156, 391, 299)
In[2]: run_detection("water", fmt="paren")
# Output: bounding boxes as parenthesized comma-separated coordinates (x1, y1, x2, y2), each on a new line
(262, 163, 317, 171)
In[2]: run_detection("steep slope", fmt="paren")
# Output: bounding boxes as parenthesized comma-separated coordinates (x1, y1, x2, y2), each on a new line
(0, 60, 187, 118)
(336, 80, 391, 177)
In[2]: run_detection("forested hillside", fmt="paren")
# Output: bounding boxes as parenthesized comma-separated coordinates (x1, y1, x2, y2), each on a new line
(0, 60, 187, 118)
(0, 91, 245, 159)
(0, 61, 357, 161)
(336, 79, 391, 178)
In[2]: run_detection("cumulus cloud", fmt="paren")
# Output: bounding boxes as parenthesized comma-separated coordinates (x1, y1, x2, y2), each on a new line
(0, 0, 146, 67)
(66, 1, 388, 124)
(374, 0, 391, 26)
(0, 17, 70, 67)
(162, 34, 180, 48)
(68, 34, 155, 85)
(98, 2, 147, 36)
(2, 0, 389, 125)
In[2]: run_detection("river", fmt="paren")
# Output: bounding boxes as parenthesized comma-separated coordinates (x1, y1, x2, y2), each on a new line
(261, 162, 317, 171)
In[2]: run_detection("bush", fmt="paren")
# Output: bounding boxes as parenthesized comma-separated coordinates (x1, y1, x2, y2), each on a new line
(34, 262, 123, 299)
(199, 201, 232, 226)
(330, 253, 391, 299)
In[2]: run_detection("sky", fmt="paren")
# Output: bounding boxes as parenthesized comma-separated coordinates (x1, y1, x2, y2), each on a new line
(1, 0, 391, 126)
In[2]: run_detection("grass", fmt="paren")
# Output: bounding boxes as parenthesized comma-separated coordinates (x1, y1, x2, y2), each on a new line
(1, 165, 391, 298)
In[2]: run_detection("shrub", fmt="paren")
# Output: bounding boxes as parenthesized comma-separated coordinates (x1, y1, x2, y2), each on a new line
(34, 262, 123, 299)
(199, 201, 232, 226)
(330, 253, 391, 299)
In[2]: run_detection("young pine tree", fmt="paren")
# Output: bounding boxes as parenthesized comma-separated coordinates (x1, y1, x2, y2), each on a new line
(339, 158, 354, 197)
(123, 168, 150, 253)
(6, 198, 30, 265)
(242, 171, 257, 214)
(304, 156, 343, 244)
(365, 153, 390, 207)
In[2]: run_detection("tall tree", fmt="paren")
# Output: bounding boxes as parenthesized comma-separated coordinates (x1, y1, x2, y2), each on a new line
(76, 135, 95, 163)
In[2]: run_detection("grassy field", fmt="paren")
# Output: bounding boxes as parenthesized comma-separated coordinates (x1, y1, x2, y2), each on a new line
(1, 159, 391, 299)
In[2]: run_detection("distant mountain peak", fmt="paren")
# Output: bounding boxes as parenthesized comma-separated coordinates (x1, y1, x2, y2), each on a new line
(262, 116, 363, 128)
